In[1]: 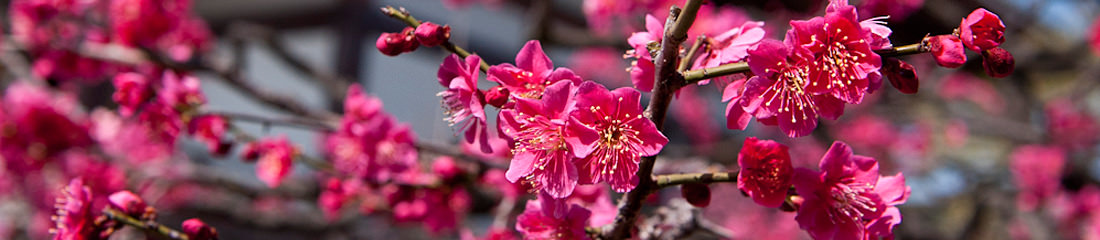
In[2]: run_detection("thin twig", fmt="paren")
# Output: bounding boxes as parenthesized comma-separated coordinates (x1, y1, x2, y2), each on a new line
(678, 35, 707, 72)
(102, 208, 190, 240)
(213, 111, 337, 131)
(227, 22, 352, 104)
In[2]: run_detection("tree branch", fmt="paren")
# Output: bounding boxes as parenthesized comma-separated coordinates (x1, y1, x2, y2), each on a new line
(102, 208, 190, 240)
(680, 42, 929, 84)
(654, 171, 737, 188)
(603, 0, 704, 238)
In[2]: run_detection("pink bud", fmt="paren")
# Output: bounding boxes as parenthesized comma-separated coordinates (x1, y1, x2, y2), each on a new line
(182, 218, 218, 240)
(108, 191, 147, 217)
(484, 86, 509, 108)
(680, 183, 711, 208)
(929, 35, 967, 68)
(376, 32, 405, 56)
(240, 142, 260, 162)
(883, 58, 919, 94)
(414, 22, 451, 47)
(982, 47, 1014, 78)
(397, 27, 420, 53)
(959, 8, 1006, 52)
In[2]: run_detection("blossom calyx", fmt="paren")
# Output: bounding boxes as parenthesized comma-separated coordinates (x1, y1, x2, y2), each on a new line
(414, 22, 450, 47)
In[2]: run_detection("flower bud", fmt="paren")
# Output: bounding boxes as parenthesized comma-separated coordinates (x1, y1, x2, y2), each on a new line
(929, 35, 967, 68)
(414, 22, 451, 47)
(981, 47, 1014, 78)
(108, 191, 147, 217)
(182, 218, 218, 240)
(375, 27, 419, 56)
(484, 86, 510, 108)
(680, 183, 711, 208)
(376, 32, 406, 56)
(883, 58, 919, 94)
(959, 8, 1006, 52)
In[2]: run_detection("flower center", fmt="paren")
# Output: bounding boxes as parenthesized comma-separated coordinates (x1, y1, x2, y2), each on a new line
(510, 70, 549, 99)
(827, 182, 878, 224)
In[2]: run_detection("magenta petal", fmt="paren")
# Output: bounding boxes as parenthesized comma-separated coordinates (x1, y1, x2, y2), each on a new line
(726, 99, 752, 130)
(488, 64, 521, 86)
(819, 141, 855, 176)
(565, 117, 599, 158)
(875, 173, 910, 205)
(516, 40, 553, 77)
(746, 40, 789, 77)
(538, 150, 578, 198)
(546, 68, 584, 85)
(540, 81, 577, 118)
(506, 150, 537, 183)
(437, 54, 463, 86)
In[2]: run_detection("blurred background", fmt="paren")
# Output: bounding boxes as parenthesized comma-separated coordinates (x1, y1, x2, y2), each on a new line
(2, 0, 1100, 239)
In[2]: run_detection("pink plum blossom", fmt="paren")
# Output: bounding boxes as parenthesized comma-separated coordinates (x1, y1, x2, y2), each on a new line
(188, 114, 229, 155)
(740, 39, 845, 137)
(488, 40, 583, 100)
(792, 141, 909, 240)
(626, 14, 662, 92)
(737, 137, 793, 208)
(243, 136, 299, 188)
(438, 54, 492, 153)
(1010, 145, 1066, 211)
(789, 3, 883, 104)
(50, 178, 99, 240)
(499, 81, 593, 198)
(111, 72, 152, 117)
(568, 81, 667, 192)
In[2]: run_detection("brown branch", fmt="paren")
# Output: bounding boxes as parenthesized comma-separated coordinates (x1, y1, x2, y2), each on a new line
(212, 111, 337, 131)
(654, 171, 737, 188)
(102, 208, 190, 240)
(380, 6, 491, 72)
(603, 0, 704, 238)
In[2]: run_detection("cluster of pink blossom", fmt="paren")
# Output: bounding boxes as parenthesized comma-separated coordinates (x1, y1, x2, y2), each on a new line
(10, 0, 210, 84)
(377, 22, 452, 56)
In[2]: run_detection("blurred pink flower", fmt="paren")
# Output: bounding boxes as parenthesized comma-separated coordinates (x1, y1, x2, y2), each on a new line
(1010, 145, 1066, 211)
(671, 86, 719, 152)
(243, 136, 298, 188)
(1045, 99, 1100, 151)
(111, 72, 152, 117)
(182, 218, 218, 240)
(569, 48, 630, 88)
(938, 73, 1004, 115)
(50, 178, 98, 240)
(858, 0, 923, 21)
(157, 71, 206, 109)
(569, 81, 667, 192)
(107, 190, 146, 217)
(188, 114, 229, 156)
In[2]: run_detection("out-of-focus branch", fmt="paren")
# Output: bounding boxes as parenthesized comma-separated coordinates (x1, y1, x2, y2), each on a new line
(102, 208, 190, 240)
(226, 22, 352, 104)
(212, 111, 337, 131)
(414, 141, 509, 169)
(380, 6, 491, 72)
